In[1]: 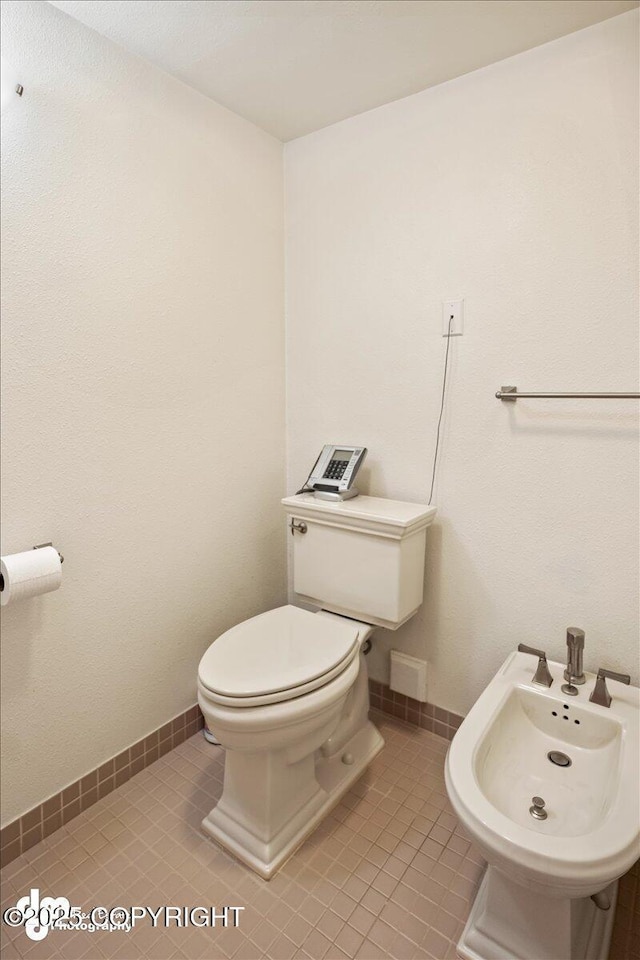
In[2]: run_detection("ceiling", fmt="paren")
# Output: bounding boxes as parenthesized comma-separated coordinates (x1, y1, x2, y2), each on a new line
(50, 0, 639, 141)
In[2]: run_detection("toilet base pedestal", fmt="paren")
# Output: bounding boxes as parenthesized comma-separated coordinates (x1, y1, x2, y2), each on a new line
(202, 720, 383, 879)
(457, 866, 618, 960)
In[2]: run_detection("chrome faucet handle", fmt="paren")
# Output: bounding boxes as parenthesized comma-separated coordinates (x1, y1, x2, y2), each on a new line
(517, 644, 553, 688)
(589, 668, 631, 708)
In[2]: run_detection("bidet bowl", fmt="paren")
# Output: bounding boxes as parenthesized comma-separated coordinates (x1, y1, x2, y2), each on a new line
(445, 650, 640, 898)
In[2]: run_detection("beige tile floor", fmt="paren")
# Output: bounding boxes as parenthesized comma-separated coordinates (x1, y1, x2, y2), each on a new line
(0, 713, 637, 960)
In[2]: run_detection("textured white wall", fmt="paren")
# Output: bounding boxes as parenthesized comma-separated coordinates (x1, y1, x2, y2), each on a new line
(1, 1, 285, 824)
(285, 11, 639, 715)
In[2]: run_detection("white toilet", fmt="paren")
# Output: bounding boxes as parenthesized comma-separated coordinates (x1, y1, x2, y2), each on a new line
(197, 493, 436, 878)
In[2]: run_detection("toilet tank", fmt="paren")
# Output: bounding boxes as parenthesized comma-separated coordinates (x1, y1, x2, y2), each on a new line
(281, 493, 437, 630)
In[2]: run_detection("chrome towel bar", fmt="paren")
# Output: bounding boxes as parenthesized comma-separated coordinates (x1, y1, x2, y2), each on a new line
(496, 385, 640, 401)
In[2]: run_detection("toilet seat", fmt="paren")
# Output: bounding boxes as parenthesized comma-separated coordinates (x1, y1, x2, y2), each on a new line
(198, 605, 361, 708)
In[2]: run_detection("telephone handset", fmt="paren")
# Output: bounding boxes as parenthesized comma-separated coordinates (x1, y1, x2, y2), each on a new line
(302, 445, 367, 501)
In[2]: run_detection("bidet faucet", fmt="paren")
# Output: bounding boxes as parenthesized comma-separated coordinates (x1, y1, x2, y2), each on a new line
(564, 627, 586, 687)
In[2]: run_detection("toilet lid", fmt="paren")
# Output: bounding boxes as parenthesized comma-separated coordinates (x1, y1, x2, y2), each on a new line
(198, 605, 360, 702)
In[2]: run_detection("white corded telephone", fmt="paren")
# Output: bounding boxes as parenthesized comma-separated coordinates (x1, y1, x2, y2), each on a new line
(299, 445, 367, 501)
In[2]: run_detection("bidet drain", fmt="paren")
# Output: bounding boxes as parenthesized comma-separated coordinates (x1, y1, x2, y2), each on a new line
(547, 750, 572, 767)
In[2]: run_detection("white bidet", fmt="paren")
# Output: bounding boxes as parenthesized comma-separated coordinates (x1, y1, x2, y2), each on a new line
(445, 650, 639, 960)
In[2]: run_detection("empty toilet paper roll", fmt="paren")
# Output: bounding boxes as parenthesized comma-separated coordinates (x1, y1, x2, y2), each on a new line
(0, 547, 62, 606)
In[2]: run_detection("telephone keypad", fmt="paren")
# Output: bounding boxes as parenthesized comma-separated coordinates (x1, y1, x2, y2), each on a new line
(323, 459, 348, 481)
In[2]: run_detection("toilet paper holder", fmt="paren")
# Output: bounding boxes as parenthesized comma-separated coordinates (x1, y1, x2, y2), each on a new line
(33, 542, 64, 563)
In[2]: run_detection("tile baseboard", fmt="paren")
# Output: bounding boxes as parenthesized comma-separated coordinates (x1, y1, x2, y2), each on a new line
(369, 678, 464, 741)
(1, 683, 460, 869)
(0, 704, 205, 868)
